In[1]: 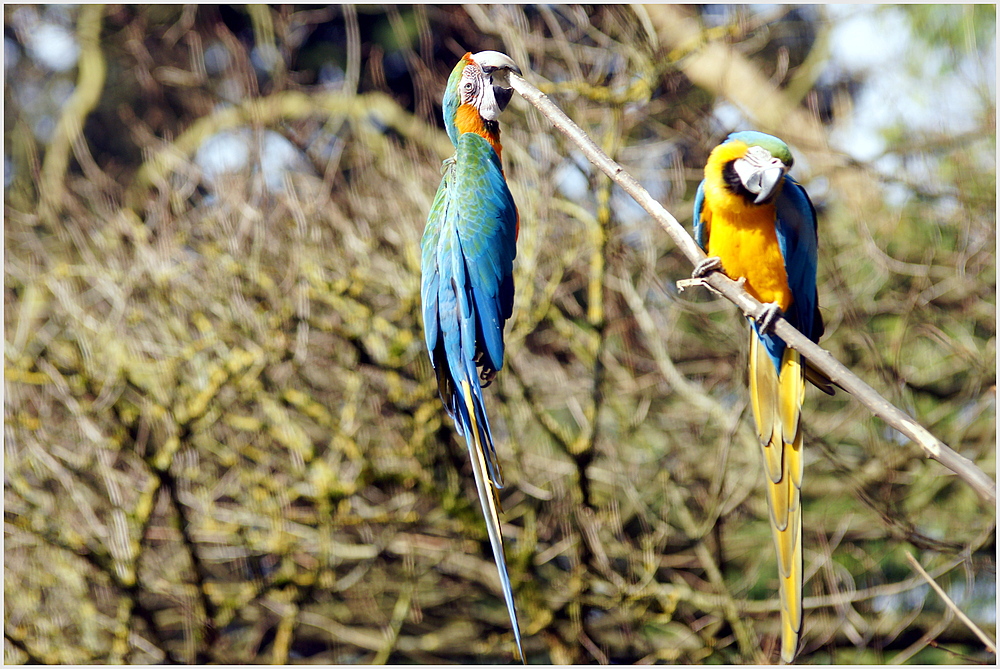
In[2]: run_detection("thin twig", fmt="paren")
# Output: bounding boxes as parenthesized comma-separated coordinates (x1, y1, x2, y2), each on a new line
(508, 72, 996, 506)
(904, 552, 997, 655)
(39, 4, 107, 223)
(126, 90, 453, 209)
(665, 481, 761, 662)
(889, 606, 954, 665)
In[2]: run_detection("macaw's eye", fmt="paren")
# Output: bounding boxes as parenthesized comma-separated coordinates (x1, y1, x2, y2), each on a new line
(463, 81, 475, 93)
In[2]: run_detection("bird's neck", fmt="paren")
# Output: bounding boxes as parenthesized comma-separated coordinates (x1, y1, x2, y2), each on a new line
(453, 103, 503, 159)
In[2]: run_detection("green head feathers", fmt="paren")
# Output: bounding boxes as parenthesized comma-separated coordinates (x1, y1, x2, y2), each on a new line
(726, 131, 794, 167)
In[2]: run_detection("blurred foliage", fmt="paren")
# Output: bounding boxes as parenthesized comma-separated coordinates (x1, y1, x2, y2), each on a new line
(901, 4, 995, 59)
(4, 4, 995, 665)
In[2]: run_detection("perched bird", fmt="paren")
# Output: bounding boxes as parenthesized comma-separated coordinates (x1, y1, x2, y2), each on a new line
(420, 50, 524, 660)
(692, 131, 829, 663)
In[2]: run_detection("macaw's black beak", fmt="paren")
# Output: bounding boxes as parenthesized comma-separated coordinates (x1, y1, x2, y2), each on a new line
(493, 85, 514, 112)
(472, 51, 521, 117)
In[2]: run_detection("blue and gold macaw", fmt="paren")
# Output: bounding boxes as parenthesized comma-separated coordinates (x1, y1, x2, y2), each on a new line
(693, 131, 828, 663)
(420, 50, 524, 660)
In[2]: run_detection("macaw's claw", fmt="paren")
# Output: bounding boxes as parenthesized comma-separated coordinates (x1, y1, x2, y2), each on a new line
(757, 301, 783, 334)
(692, 256, 723, 278)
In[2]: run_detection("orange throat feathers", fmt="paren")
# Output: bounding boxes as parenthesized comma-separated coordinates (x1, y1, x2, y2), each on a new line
(455, 103, 503, 159)
(702, 141, 792, 311)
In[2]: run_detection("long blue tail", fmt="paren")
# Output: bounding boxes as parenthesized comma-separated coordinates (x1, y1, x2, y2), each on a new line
(455, 377, 524, 661)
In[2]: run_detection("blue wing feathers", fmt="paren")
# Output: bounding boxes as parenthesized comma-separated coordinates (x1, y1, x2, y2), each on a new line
(453, 133, 518, 374)
(754, 174, 821, 370)
(421, 174, 449, 355)
(693, 180, 708, 251)
(420, 130, 517, 484)
(774, 175, 819, 340)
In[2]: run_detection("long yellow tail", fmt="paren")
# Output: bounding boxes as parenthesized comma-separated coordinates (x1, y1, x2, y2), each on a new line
(460, 380, 524, 662)
(749, 330, 804, 663)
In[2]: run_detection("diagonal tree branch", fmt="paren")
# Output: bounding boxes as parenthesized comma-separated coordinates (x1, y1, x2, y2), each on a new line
(508, 72, 996, 506)
(904, 552, 997, 655)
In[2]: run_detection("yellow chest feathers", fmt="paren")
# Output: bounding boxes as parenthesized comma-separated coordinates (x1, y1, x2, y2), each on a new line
(701, 180, 792, 312)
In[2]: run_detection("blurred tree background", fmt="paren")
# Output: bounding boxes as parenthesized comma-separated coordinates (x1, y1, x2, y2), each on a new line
(4, 4, 995, 665)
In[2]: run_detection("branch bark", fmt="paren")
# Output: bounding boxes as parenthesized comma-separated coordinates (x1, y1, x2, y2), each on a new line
(508, 72, 997, 506)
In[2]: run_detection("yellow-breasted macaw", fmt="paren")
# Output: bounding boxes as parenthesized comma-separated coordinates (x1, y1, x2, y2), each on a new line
(693, 131, 827, 663)
(420, 50, 524, 660)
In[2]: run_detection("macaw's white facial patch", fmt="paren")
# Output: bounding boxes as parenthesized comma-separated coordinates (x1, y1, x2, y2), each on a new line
(460, 64, 502, 121)
(460, 54, 519, 122)
(734, 146, 788, 204)
(460, 64, 483, 106)
(742, 146, 776, 169)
